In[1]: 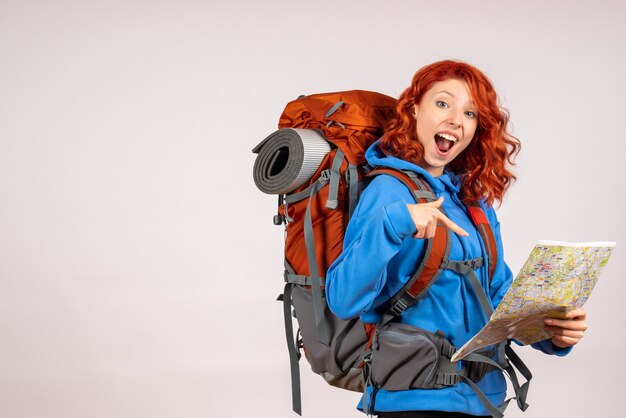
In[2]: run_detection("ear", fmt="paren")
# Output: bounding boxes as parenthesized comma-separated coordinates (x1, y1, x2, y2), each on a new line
(412, 104, 418, 118)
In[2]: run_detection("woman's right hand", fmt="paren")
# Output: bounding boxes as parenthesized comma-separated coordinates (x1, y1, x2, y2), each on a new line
(406, 196, 468, 239)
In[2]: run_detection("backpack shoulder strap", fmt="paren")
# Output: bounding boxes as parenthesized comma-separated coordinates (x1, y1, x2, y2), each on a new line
(466, 202, 498, 282)
(367, 168, 452, 322)
(367, 167, 437, 202)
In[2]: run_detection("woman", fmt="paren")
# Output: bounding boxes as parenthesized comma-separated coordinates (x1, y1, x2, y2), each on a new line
(325, 60, 588, 418)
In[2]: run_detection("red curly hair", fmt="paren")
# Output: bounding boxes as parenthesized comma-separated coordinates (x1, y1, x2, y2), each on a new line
(380, 60, 520, 206)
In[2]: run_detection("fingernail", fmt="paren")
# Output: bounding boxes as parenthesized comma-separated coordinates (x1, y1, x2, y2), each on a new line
(545, 319, 553, 325)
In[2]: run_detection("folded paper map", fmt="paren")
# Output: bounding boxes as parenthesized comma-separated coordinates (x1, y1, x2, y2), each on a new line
(451, 240, 615, 362)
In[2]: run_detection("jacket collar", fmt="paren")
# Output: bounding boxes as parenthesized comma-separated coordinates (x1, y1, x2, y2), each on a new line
(366, 140, 461, 194)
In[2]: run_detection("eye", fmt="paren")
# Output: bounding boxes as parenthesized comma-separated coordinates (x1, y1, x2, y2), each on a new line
(464, 111, 477, 119)
(436, 100, 448, 108)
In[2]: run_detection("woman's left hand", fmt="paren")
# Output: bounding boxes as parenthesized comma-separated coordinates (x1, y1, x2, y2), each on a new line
(544, 308, 588, 348)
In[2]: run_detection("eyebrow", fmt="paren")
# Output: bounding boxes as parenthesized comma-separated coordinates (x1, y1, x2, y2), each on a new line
(436, 90, 475, 106)
(437, 90, 455, 97)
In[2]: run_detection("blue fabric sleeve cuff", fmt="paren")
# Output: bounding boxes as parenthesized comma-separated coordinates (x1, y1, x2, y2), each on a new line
(384, 200, 416, 239)
(532, 339, 573, 357)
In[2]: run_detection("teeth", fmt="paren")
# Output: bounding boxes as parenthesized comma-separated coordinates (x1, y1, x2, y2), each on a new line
(437, 133, 457, 142)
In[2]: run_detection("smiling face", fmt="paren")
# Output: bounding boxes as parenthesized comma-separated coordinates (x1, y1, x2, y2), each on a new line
(412, 78, 478, 177)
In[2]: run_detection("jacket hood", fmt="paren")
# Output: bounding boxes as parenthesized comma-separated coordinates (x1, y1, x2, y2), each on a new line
(365, 140, 461, 194)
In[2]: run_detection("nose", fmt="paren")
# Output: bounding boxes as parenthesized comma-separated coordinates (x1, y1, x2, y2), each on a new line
(448, 120, 461, 129)
(447, 111, 463, 129)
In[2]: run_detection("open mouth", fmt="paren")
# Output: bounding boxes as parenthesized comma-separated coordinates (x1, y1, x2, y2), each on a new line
(434, 133, 457, 153)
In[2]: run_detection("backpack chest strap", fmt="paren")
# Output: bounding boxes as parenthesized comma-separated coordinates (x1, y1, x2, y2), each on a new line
(444, 257, 494, 318)
(383, 256, 493, 321)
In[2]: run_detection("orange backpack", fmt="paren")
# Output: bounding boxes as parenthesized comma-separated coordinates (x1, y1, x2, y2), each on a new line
(252, 91, 526, 417)
(253, 91, 395, 413)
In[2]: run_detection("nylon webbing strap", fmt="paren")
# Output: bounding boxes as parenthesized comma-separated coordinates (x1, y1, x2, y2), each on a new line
(505, 344, 532, 410)
(361, 351, 374, 416)
(285, 182, 317, 204)
(326, 150, 344, 209)
(463, 351, 504, 371)
(324, 100, 345, 118)
(412, 189, 437, 200)
(458, 374, 507, 418)
(281, 283, 302, 415)
(462, 348, 498, 381)
(459, 344, 531, 416)
(446, 259, 493, 318)
(303, 175, 331, 346)
(347, 163, 359, 219)
(284, 259, 296, 275)
(403, 171, 437, 201)
(284, 273, 326, 286)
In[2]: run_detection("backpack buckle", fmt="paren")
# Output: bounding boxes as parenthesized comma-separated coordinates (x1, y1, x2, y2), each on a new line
(440, 373, 459, 386)
(389, 299, 408, 316)
(440, 257, 450, 269)
(441, 344, 457, 358)
(274, 194, 285, 225)
(319, 169, 331, 181)
(468, 258, 483, 270)
(466, 360, 488, 382)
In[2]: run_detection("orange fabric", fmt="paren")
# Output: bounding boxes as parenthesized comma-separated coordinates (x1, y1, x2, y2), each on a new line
(467, 205, 489, 225)
(364, 323, 377, 349)
(283, 151, 346, 280)
(280, 91, 395, 283)
(278, 90, 396, 164)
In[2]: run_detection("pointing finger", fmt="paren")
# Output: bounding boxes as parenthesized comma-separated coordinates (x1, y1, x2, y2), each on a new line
(437, 212, 469, 237)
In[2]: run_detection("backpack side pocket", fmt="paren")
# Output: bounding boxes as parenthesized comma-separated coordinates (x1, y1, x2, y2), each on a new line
(291, 285, 369, 391)
(370, 322, 445, 391)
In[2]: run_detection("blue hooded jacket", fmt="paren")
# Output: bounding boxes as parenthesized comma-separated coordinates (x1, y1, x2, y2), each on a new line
(325, 141, 569, 415)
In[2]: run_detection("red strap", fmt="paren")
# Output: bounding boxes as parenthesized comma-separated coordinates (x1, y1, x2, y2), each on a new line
(467, 205, 489, 225)
(368, 168, 447, 300)
(407, 223, 448, 296)
(467, 203, 498, 282)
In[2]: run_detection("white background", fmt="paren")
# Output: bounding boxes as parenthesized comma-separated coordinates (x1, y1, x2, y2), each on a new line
(1, 0, 624, 417)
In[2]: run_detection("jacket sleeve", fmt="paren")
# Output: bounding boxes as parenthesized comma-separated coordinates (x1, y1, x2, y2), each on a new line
(484, 204, 572, 357)
(325, 175, 418, 320)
